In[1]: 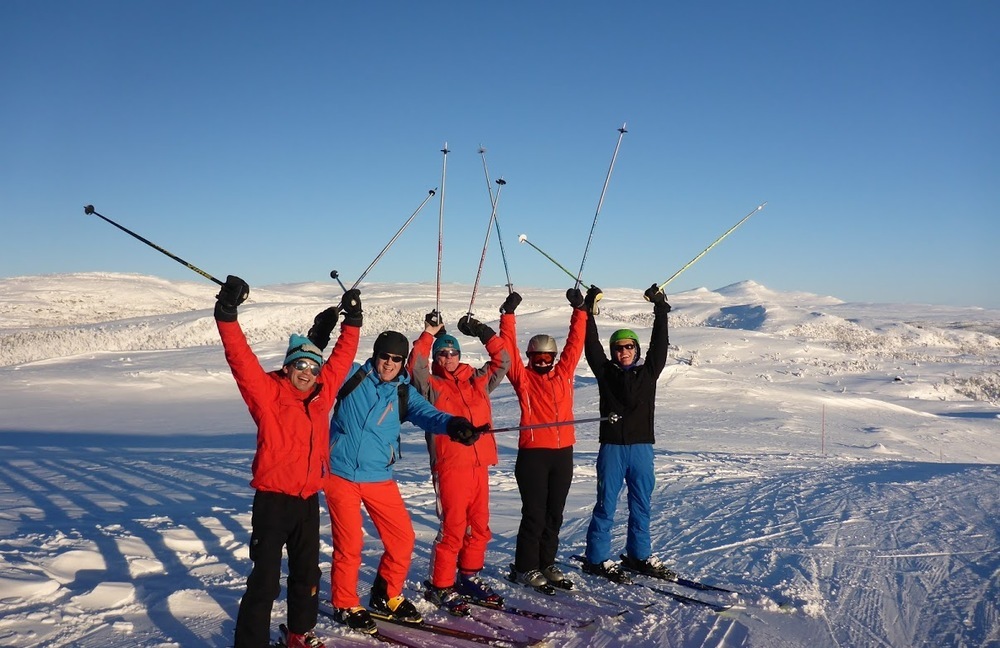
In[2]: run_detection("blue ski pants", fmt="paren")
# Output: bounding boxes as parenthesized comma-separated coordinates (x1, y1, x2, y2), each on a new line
(584, 443, 655, 564)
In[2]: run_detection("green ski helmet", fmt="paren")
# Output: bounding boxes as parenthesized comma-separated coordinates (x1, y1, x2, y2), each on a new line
(609, 329, 641, 359)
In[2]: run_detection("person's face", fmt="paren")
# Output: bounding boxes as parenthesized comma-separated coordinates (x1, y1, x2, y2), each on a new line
(285, 358, 320, 392)
(527, 351, 555, 374)
(376, 351, 404, 382)
(435, 348, 461, 373)
(612, 340, 637, 366)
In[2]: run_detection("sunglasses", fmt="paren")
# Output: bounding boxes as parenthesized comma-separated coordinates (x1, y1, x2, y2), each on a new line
(378, 352, 404, 364)
(613, 343, 636, 352)
(528, 352, 555, 364)
(436, 349, 460, 358)
(291, 359, 321, 375)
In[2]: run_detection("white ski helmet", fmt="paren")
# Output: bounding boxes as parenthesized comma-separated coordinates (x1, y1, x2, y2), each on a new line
(526, 334, 558, 355)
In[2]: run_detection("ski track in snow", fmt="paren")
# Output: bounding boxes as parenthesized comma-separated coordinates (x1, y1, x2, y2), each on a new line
(0, 273, 998, 647)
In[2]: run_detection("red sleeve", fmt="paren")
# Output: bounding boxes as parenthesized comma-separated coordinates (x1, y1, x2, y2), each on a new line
(499, 313, 524, 386)
(318, 322, 361, 404)
(555, 308, 587, 376)
(217, 319, 278, 411)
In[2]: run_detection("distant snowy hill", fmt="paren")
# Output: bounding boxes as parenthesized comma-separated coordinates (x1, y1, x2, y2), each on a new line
(0, 273, 997, 647)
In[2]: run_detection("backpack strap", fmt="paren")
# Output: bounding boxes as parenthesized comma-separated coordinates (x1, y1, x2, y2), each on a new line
(333, 367, 367, 418)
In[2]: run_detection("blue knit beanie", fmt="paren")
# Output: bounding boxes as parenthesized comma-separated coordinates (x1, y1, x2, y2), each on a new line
(284, 334, 324, 367)
(432, 334, 461, 357)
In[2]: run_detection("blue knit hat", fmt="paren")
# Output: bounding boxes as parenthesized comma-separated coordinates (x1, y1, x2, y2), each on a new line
(284, 334, 324, 367)
(432, 334, 461, 357)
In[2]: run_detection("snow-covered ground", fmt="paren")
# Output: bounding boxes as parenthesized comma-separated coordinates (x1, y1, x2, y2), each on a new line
(1, 272, 997, 647)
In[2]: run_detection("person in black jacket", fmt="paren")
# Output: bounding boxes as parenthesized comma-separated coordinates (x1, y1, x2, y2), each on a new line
(579, 283, 676, 583)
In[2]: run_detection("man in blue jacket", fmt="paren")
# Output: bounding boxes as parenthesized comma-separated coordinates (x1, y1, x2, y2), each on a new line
(322, 329, 481, 635)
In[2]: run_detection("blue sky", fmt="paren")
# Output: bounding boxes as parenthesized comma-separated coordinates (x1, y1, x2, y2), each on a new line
(2, 2, 997, 308)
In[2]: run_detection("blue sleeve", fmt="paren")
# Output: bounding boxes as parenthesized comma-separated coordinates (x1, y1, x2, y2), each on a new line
(402, 384, 452, 434)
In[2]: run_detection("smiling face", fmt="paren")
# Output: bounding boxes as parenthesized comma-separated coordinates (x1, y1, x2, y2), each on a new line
(435, 348, 461, 373)
(285, 358, 320, 392)
(375, 351, 404, 382)
(611, 341, 637, 366)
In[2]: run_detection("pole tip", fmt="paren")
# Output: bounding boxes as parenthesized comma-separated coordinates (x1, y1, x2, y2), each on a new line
(518, 234, 527, 243)
(84, 205, 95, 215)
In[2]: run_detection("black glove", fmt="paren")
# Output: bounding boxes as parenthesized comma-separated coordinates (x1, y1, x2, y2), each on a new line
(458, 315, 497, 344)
(566, 287, 584, 309)
(214, 275, 249, 322)
(499, 291, 522, 315)
(425, 310, 447, 337)
(340, 289, 363, 327)
(644, 283, 671, 312)
(446, 416, 482, 446)
(584, 285, 603, 314)
(307, 306, 340, 350)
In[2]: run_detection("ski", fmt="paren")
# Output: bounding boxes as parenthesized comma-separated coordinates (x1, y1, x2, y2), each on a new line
(465, 597, 596, 628)
(567, 555, 735, 613)
(367, 609, 536, 648)
(315, 609, 426, 647)
(617, 553, 742, 596)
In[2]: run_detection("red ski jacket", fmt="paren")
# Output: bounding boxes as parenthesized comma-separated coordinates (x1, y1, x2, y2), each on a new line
(408, 330, 510, 469)
(500, 308, 587, 449)
(218, 319, 359, 498)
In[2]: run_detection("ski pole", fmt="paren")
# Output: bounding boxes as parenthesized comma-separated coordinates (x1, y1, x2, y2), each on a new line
(466, 178, 506, 318)
(485, 413, 619, 434)
(655, 201, 768, 295)
(435, 142, 449, 316)
(518, 234, 592, 286)
(574, 123, 627, 291)
(83, 205, 223, 286)
(478, 146, 514, 292)
(350, 189, 437, 290)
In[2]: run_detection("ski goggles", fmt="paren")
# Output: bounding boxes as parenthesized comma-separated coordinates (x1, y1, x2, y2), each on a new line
(378, 352, 405, 364)
(291, 359, 321, 375)
(527, 352, 555, 364)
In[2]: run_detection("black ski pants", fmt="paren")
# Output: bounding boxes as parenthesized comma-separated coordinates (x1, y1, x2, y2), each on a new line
(234, 490, 321, 648)
(513, 446, 574, 572)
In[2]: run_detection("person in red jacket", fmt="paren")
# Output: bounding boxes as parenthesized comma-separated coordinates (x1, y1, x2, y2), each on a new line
(499, 288, 588, 591)
(407, 312, 511, 615)
(214, 275, 362, 648)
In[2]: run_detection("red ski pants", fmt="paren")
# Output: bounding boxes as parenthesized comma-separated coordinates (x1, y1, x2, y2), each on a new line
(325, 474, 415, 608)
(428, 463, 492, 588)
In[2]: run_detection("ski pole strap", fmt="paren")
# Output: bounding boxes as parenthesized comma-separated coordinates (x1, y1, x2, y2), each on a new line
(485, 413, 619, 434)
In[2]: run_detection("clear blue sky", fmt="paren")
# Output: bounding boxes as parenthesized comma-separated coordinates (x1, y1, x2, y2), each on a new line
(3, 1, 997, 308)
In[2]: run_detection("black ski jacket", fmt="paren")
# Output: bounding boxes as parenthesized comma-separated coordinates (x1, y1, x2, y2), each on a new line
(584, 301, 670, 445)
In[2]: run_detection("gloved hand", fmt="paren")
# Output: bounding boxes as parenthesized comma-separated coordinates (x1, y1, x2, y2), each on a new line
(499, 291, 522, 315)
(425, 310, 446, 337)
(446, 416, 483, 446)
(644, 283, 671, 312)
(307, 306, 340, 350)
(214, 275, 250, 322)
(584, 285, 603, 314)
(458, 315, 497, 344)
(340, 289, 363, 327)
(566, 287, 584, 309)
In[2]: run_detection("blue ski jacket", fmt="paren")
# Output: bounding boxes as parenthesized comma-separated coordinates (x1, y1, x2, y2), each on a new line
(330, 358, 453, 483)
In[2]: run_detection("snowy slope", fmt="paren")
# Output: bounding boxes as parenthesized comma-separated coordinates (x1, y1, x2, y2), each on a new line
(0, 273, 997, 647)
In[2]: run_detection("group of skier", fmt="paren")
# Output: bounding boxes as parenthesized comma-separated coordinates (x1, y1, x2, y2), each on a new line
(214, 275, 673, 648)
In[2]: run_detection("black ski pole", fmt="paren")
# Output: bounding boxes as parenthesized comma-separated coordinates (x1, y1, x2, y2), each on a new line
(574, 123, 627, 291)
(466, 177, 506, 319)
(478, 146, 514, 293)
(351, 189, 437, 290)
(485, 413, 619, 434)
(83, 205, 223, 286)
